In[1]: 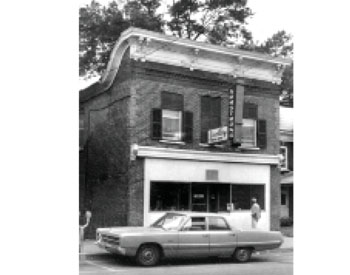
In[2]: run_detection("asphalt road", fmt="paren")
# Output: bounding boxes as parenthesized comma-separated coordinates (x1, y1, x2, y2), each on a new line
(80, 250, 293, 275)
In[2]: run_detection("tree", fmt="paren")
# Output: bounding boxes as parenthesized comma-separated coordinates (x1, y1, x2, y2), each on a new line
(242, 30, 294, 107)
(79, 0, 163, 78)
(167, 0, 253, 46)
(255, 30, 293, 58)
(80, 0, 255, 78)
(260, 31, 293, 107)
(280, 62, 293, 107)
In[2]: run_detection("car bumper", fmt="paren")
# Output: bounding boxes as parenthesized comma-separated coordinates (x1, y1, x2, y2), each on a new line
(95, 240, 127, 256)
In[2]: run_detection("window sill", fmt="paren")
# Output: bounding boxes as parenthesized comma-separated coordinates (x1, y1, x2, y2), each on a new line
(227, 210, 266, 212)
(159, 140, 185, 145)
(199, 143, 224, 148)
(238, 147, 261, 151)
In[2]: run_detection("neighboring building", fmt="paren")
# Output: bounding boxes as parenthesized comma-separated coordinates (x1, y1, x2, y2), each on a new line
(279, 106, 293, 219)
(79, 28, 291, 236)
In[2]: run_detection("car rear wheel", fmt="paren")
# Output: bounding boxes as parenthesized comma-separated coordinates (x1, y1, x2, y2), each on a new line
(234, 248, 252, 263)
(136, 244, 160, 266)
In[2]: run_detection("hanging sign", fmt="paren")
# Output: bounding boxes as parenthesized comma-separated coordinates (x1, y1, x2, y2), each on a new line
(208, 127, 228, 144)
(228, 88, 236, 145)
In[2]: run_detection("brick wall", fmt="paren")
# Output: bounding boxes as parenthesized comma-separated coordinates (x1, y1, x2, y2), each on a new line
(80, 54, 134, 236)
(129, 60, 280, 156)
(82, 95, 131, 237)
(270, 165, 281, 231)
(127, 159, 145, 226)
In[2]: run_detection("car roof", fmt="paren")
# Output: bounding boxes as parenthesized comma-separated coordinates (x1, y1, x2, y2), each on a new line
(166, 212, 228, 218)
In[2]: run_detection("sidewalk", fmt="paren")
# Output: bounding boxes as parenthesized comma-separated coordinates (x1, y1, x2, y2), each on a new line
(80, 236, 293, 259)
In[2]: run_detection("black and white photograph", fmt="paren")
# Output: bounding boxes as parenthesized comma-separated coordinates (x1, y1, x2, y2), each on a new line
(3, 1, 350, 275)
(79, 1, 293, 274)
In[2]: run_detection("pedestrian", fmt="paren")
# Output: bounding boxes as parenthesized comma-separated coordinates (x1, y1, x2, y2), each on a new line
(251, 197, 261, 229)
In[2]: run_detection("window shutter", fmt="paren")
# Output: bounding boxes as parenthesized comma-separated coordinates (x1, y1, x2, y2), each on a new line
(243, 103, 258, 119)
(201, 96, 221, 143)
(257, 120, 267, 149)
(161, 92, 184, 111)
(183, 111, 193, 142)
(151, 108, 162, 139)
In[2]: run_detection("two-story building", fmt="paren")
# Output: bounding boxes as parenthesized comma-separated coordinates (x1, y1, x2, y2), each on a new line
(79, 28, 291, 236)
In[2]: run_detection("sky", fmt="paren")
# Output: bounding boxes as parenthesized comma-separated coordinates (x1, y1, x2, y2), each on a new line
(79, 0, 294, 42)
(79, 0, 294, 88)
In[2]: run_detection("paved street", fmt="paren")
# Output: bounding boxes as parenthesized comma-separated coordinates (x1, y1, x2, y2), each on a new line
(80, 250, 293, 275)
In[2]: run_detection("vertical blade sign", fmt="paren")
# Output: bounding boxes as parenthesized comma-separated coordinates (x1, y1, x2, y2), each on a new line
(228, 88, 236, 146)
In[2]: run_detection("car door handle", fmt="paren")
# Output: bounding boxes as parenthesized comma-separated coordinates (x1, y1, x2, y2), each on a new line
(202, 234, 209, 237)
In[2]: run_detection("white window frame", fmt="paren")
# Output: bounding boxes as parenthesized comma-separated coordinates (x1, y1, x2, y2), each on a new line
(240, 118, 257, 148)
(162, 109, 182, 141)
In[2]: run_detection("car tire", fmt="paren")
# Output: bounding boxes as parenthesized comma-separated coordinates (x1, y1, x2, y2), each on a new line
(234, 248, 252, 263)
(136, 244, 160, 266)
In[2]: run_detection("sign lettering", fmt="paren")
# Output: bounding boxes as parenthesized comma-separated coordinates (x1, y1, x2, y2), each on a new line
(228, 88, 236, 145)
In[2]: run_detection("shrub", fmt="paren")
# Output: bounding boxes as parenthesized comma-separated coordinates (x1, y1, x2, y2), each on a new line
(280, 217, 293, 227)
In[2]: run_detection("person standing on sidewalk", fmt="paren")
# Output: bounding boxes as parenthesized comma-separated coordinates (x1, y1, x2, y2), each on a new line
(251, 197, 261, 229)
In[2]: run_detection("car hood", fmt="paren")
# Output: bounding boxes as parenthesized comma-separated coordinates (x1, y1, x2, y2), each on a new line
(97, 226, 165, 235)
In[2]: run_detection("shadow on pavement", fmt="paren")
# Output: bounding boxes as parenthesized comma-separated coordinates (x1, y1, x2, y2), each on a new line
(85, 253, 285, 268)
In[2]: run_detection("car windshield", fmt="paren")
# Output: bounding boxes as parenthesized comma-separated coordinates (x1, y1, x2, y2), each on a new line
(150, 213, 186, 230)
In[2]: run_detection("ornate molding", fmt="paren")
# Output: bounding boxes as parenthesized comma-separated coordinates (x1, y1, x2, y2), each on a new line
(132, 145, 280, 165)
(99, 28, 292, 94)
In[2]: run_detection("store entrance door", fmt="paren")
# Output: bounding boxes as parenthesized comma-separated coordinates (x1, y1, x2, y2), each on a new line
(191, 184, 208, 212)
(209, 185, 218, 212)
(191, 183, 231, 213)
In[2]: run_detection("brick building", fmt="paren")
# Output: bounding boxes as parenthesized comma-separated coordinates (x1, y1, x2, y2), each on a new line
(79, 28, 291, 236)
(279, 106, 293, 219)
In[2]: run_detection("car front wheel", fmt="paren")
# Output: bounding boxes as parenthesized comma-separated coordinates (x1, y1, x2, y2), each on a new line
(136, 244, 160, 266)
(234, 248, 252, 263)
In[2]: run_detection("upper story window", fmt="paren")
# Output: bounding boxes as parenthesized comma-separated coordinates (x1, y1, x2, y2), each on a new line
(201, 96, 221, 143)
(151, 92, 193, 142)
(241, 119, 257, 147)
(241, 102, 267, 149)
(162, 109, 182, 140)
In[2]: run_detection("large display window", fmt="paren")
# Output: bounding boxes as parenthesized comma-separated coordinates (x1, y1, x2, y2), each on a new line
(150, 182, 265, 212)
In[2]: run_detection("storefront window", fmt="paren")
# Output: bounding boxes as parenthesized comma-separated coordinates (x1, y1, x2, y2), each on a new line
(150, 182, 265, 212)
(231, 184, 265, 210)
(150, 182, 190, 211)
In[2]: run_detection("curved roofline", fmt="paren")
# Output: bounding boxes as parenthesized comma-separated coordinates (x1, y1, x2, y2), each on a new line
(99, 27, 292, 94)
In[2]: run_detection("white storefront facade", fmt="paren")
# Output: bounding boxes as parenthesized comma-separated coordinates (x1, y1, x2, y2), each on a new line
(135, 146, 279, 231)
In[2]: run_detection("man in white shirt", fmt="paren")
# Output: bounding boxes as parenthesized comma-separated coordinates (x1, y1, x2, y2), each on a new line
(250, 197, 261, 229)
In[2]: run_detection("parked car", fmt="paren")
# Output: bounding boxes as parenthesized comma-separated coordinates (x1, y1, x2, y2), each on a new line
(96, 212, 283, 266)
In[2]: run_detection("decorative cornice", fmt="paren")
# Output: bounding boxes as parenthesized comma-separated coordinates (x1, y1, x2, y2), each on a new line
(99, 27, 292, 94)
(132, 145, 280, 165)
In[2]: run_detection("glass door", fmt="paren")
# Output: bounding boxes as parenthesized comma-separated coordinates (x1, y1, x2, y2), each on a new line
(191, 184, 208, 212)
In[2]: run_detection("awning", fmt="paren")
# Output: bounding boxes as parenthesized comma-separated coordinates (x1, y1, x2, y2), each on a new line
(281, 171, 293, 184)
